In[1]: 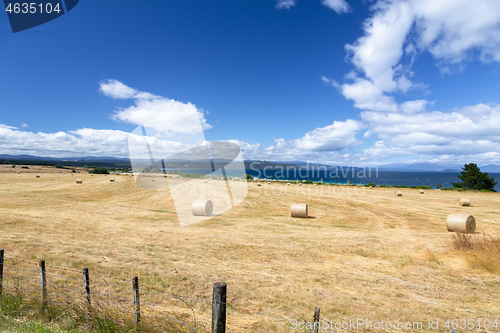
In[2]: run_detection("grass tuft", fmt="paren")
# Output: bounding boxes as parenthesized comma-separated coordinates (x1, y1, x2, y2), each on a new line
(451, 232, 500, 273)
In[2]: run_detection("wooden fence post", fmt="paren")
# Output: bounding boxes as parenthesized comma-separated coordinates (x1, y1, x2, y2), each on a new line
(313, 307, 320, 333)
(39, 260, 47, 313)
(83, 268, 91, 305)
(212, 282, 226, 333)
(0, 249, 4, 296)
(133, 276, 140, 332)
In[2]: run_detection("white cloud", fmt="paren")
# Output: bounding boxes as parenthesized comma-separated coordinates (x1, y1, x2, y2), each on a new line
(99, 79, 211, 136)
(0, 124, 18, 130)
(21, 123, 29, 128)
(0, 127, 197, 159)
(321, 0, 350, 14)
(341, 0, 415, 112)
(237, 120, 364, 162)
(360, 103, 500, 161)
(341, 78, 398, 112)
(275, 0, 296, 10)
(99, 79, 139, 99)
(399, 99, 432, 114)
(0, 127, 126, 157)
(338, 0, 500, 112)
(290, 119, 363, 151)
(412, 0, 500, 66)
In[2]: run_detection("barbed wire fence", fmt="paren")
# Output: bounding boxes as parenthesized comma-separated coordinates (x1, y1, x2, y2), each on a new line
(0, 249, 330, 333)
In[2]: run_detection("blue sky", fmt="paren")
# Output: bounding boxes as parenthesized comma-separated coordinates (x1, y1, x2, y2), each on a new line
(1, 0, 500, 166)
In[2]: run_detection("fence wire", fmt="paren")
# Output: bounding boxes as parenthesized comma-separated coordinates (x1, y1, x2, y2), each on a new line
(0, 256, 306, 333)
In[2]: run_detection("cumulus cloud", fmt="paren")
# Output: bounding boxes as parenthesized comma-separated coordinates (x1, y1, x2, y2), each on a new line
(0, 80, 215, 159)
(0, 127, 128, 157)
(321, 0, 350, 14)
(99, 79, 211, 136)
(360, 103, 500, 161)
(286, 119, 363, 151)
(275, 0, 296, 10)
(412, 0, 500, 66)
(99, 79, 139, 99)
(0, 127, 197, 158)
(236, 119, 364, 162)
(339, 0, 500, 112)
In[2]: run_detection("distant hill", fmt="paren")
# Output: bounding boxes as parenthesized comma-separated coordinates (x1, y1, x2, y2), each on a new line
(0, 154, 131, 168)
(378, 162, 500, 173)
(2, 154, 500, 173)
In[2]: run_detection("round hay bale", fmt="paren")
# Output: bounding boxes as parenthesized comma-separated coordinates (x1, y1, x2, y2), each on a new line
(204, 180, 208, 183)
(110, 178, 115, 183)
(76, 179, 83, 184)
(287, 183, 291, 186)
(314, 184, 318, 186)
(446, 214, 476, 233)
(369, 186, 373, 189)
(299, 183, 302, 186)
(257, 183, 261, 186)
(291, 204, 308, 218)
(35, 175, 40, 178)
(419, 190, 424, 194)
(152, 178, 155, 182)
(458, 198, 471, 206)
(396, 191, 402, 196)
(268, 182, 271, 185)
(191, 200, 213, 216)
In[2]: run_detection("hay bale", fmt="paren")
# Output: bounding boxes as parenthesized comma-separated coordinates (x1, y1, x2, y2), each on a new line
(299, 183, 302, 186)
(458, 198, 471, 206)
(76, 179, 83, 184)
(447, 214, 476, 233)
(287, 183, 291, 186)
(291, 203, 308, 218)
(268, 182, 271, 185)
(191, 200, 213, 216)
(110, 178, 115, 183)
(257, 183, 261, 186)
(396, 191, 402, 196)
(419, 190, 424, 194)
(314, 184, 318, 186)
(36, 175, 40, 178)
(369, 186, 373, 189)
(204, 180, 208, 183)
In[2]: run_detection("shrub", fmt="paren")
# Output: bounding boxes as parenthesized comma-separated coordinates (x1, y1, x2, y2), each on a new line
(88, 167, 109, 174)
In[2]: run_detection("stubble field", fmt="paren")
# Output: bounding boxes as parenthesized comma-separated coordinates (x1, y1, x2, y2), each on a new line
(0, 166, 499, 332)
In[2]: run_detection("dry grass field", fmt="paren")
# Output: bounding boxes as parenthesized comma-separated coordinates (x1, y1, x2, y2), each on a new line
(1, 166, 500, 332)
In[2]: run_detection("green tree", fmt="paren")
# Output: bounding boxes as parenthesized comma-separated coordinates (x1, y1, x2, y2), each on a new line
(88, 167, 109, 174)
(452, 163, 497, 192)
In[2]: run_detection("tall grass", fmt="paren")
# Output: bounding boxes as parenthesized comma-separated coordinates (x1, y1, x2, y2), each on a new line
(451, 232, 500, 273)
(0, 289, 196, 333)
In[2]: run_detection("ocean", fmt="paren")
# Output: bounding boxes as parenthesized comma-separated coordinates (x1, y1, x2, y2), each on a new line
(245, 168, 500, 191)
(163, 167, 500, 191)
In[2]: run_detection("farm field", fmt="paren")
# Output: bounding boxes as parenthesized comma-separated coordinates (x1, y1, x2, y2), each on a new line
(0, 167, 500, 332)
